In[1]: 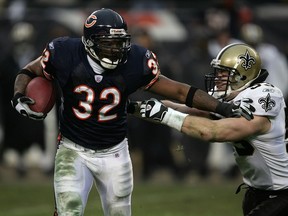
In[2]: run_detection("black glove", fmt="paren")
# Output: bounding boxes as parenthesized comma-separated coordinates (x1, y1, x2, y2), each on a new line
(140, 98, 168, 122)
(216, 98, 255, 120)
(11, 92, 46, 120)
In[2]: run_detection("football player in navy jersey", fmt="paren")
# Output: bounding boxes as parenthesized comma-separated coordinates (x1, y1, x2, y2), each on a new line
(11, 9, 254, 216)
(140, 43, 288, 216)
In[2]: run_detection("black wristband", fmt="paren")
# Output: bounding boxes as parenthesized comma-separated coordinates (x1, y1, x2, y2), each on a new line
(17, 69, 37, 79)
(127, 101, 136, 114)
(185, 86, 198, 108)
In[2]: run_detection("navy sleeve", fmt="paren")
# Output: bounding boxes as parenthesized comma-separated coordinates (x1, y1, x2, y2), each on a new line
(141, 50, 160, 89)
(41, 37, 74, 87)
(122, 45, 161, 94)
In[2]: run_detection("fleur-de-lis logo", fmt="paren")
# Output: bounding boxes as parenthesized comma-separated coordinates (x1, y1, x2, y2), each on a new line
(258, 93, 276, 112)
(239, 50, 256, 71)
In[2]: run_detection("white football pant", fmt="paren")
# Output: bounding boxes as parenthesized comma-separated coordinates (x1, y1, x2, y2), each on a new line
(54, 136, 133, 216)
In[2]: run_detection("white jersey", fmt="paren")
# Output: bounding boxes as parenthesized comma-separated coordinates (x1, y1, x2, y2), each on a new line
(232, 83, 288, 190)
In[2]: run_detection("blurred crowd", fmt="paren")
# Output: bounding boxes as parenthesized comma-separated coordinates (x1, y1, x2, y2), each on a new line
(0, 0, 288, 181)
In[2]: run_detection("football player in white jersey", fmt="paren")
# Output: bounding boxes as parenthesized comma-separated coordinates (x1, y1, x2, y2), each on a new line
(138, 43, 288, 216)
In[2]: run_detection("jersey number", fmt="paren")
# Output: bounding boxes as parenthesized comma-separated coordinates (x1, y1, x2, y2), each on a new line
(250, 83, 274, 90)
(72, 85, 120, 121)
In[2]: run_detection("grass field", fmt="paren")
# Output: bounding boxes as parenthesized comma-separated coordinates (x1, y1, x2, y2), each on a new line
(0, 172, 244, 216)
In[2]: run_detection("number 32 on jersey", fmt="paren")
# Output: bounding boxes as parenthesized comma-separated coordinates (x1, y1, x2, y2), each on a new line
(72, 85, 120, 122)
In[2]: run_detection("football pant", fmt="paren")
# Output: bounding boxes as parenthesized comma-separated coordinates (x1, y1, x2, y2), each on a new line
(54, 137, 133, 216)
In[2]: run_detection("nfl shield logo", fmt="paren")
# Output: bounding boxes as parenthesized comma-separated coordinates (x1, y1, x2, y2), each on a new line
(94, 75, 103, 83)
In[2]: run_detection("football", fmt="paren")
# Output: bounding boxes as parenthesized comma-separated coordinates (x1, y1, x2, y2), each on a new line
(25, 77, 56, 114)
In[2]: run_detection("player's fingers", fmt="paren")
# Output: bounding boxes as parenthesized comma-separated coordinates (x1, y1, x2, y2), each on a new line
(242, 98, 253, 103)
(139, 106, 146, 117)
(241, 108, 254, 120)
(21, 103, 46, 118)
(247, 104, 256, 112)
(242, 103, 255, 113)
(29, 115, 45, 120)
(19, 96, 35, 104)
(140, 101, 146, 109)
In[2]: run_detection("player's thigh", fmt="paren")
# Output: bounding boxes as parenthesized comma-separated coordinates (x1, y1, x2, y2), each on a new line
(95, 146, 133, 201)
(54, 144, 94, 207)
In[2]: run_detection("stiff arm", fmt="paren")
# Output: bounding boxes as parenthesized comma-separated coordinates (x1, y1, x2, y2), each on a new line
(140, 98, 269, 142)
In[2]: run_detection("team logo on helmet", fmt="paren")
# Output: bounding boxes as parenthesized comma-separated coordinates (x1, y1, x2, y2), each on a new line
(85, 14, 97, 28)
(239, 50, 256, 71)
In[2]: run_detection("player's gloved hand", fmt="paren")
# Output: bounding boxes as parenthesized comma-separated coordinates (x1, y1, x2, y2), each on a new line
(216, 98, 255, 120)
(140, 98, 189, 131)
(11, 92, 46, 120)
(140, 98, 168, 122)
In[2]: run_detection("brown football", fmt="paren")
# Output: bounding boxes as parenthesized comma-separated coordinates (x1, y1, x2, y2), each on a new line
(25, 77, 56, 114)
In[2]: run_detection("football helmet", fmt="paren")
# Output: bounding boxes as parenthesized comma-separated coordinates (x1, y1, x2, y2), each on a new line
(82, 8, 131, 69)
(205, 43, 262, 99)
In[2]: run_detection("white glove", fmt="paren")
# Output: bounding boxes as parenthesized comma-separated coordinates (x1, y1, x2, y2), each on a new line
(11, 93, 46, 120)
(140, 98, 168, 122)
(140, 98, 188, 131)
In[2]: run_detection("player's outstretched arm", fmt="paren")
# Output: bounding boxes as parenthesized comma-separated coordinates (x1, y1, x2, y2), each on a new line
(161, 100, 211, 117)
(149, 75, 255, 120)
(140, 98, 268, 142)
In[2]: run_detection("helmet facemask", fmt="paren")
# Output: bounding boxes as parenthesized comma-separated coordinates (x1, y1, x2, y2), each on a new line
(82, 31, 131, 69)
(205, 66, 235, 100)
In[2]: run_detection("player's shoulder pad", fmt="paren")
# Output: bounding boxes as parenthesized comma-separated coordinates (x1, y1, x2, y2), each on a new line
(48, 36, 67, 48)
(128, 44, 161, 89)
(142, 49, 160, 76)
(240, 83, 285, 117)
(48, 37, 79, 51)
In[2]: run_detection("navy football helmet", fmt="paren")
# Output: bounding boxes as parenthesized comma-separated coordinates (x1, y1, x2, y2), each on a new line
(82, 8, 131, 69)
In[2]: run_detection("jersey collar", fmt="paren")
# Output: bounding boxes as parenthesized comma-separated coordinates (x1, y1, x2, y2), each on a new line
(87, 55, 105, 74)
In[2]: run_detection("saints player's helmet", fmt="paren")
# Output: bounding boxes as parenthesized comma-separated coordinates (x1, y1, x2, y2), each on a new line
(82, 8, 131, 69)
(205, 43, 262, 99)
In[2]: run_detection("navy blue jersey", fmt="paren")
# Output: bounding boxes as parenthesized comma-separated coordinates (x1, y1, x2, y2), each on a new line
(41, 37, 160, 150)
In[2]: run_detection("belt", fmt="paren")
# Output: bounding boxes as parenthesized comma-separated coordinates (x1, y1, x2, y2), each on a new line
(236, 183, 288, 195)
(60, 136, 127, 154)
